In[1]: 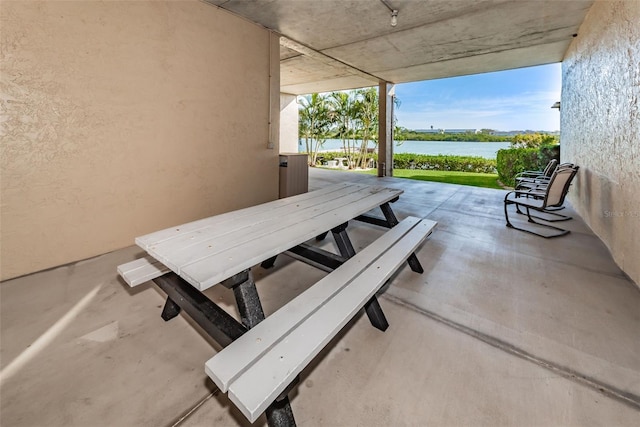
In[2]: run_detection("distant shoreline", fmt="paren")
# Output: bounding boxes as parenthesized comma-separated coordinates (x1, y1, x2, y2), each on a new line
(399, 130, 559, 143)
(306, 139, 511, 159)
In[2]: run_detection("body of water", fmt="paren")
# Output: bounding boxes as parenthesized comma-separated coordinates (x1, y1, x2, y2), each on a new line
(300, 139, 511, 159)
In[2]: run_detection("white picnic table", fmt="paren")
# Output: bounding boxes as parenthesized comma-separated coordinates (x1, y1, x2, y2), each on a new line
(135, 182, 404, 291)
(120, 181, 431, 427)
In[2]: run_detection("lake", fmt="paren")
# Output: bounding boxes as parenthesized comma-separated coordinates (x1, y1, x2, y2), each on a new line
(299, 139, 511, 159)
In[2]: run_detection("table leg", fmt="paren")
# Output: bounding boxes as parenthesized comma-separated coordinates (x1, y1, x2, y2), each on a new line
(266, 397, 296, 427)
(379, 202, 399, 226)
(153, 273, 247, 347)
(315, 231, 329, 241)
(160, 296, 181, 321)
(229, 270, 266, 329)
(331, 222, 356, 258)
(261, 255, 278, 269)
(226, 270, 298, 427)
(364, 296, 389, 332)
(331, 222, 389, 331)
(380, 202, 424, 274)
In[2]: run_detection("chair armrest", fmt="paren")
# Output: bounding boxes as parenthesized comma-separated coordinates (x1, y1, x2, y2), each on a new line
(513, 188, 546, 198)
(515, 175, 552, 188)
(515, 171, 544, 178)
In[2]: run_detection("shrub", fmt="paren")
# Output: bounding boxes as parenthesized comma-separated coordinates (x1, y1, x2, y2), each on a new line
(538, 144, 561, 167)
(510, 133, 559, 148)
(393, 153, 496, 173)
(314, 152, 497, 173)
(497, 145, 561, 187)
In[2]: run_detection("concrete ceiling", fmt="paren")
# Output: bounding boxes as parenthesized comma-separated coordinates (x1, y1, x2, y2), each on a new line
(205, 0, 594, 95)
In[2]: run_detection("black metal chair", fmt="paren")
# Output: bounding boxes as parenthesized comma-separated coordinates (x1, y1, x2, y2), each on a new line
(514, 162, 576, 214)
(514, 158, 558, 189)
(514, 161, 579, 192)
(504, 165, 579, 238)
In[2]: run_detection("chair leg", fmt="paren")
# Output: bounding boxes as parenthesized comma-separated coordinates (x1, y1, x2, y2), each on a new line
(516, 208, 573, 222)
(514, 203, 572, 222)
(504, 195, 515, 229)
(505, 198, 570, 238)
(524, 209, 572, 222)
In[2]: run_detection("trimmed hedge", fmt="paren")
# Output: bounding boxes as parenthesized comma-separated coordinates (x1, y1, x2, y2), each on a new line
(496, 145, 561, 187)
(539, 145, 561, 166)
(393, 153, 496, 173)
(315, 152, 496, 173)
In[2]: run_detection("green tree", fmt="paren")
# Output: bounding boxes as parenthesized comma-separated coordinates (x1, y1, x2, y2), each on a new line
(511, 133, 559, 148)
(353, 87, 379, 169)
(298, 87, 401, 170)
(394, 125, 409, 144)
(329, 91, 358, 168)
(298, 93, 332, 166)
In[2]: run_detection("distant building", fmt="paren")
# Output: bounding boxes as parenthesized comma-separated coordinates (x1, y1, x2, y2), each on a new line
(413, 128, 559, 136)
(414, 128, 444, 134)
(493, 130, 561, 136)
(415, 128, 478, 134)
(493, 131, 521, 136)
(443, 129, 477, 134)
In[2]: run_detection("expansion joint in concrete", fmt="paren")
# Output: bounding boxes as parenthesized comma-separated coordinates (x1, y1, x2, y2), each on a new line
(169, 390, 219, 427)
(383, 293, 640, 412)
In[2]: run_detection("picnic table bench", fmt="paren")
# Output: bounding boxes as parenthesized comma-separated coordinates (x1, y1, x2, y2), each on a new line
(118, 182, 437, 426)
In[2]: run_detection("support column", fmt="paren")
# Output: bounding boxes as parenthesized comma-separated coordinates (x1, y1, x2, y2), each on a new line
(377, 82, 395, 177)
(268, 31, 280, 151)
(279, 93, 299, 153)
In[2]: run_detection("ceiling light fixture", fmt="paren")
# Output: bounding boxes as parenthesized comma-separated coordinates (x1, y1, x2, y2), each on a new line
(390, 10, 398, 27)
(380, 0, 399, 27)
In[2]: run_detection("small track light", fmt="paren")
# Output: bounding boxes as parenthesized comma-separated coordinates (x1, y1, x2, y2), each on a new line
(391, 10, 398, 27)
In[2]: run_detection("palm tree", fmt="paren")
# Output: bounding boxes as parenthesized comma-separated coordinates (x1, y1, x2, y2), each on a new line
(298, 93, 332, 166)
(353, 87, 379, 169)
(329, 92, 357, 168)
(299, 87, 399, 170)
(298, 101, 312, 154)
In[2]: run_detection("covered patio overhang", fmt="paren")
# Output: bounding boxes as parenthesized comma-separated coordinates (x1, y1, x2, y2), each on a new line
(209, 0, 594, 176)
(3, 1, 635, 285)
(206, 0, 639, 286)
(1, 1, 639, 424)
(207, 0, 592, 94)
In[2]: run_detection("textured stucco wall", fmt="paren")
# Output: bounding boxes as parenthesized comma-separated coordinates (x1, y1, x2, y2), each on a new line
(1, 1, 279, 280)
(562, 0, 640, 285)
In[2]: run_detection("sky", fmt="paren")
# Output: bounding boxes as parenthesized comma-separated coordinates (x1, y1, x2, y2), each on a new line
(393, 63, 562, 132)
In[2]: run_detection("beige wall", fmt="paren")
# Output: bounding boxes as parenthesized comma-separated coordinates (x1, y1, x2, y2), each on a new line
(0, 1, 279, 280)
(561, 0, 640, 286)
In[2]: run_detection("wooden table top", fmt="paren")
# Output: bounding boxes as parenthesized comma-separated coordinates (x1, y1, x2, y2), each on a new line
(136, 182, 403, 291)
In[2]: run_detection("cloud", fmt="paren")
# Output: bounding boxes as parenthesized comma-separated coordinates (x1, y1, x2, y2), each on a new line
(396, 90, 560, 131)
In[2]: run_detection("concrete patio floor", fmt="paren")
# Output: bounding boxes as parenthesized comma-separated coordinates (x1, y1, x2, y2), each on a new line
(1, 168, 639, 426)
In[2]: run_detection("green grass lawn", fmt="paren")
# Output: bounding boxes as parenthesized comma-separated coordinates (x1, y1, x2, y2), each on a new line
(357, 168, 503, 189)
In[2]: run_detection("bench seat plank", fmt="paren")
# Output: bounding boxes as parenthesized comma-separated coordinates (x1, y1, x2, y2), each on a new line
(205, 217, 436, 422)
(205, 217, 425, 391)
(117, 256, 170, 287)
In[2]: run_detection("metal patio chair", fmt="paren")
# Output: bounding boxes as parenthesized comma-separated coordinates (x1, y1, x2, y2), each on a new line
(504, 164, 579, 238)
(514, 159, 569, 191)
(514, 158, 558, 188)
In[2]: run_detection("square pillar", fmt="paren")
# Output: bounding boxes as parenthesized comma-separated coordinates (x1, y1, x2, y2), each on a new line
(377, 82, 395, 177)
